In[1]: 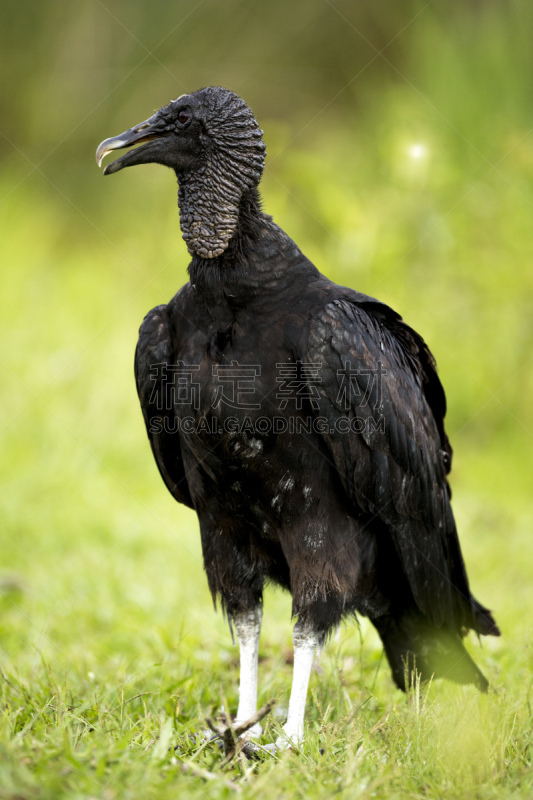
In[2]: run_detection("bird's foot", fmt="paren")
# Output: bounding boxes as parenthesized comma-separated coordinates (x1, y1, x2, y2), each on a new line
(253, 737, 300, 757)
(205, 698, 276, 762)
(274, 724, 303, 752)
(242, 724, 302, 757)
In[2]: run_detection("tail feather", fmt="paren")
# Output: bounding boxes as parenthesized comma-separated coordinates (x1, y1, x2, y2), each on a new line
(471, 596, 500, 637)
(372, 611, 490, 693)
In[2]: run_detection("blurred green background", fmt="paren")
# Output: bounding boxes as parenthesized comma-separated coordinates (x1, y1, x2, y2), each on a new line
(1, 0, 533, 796)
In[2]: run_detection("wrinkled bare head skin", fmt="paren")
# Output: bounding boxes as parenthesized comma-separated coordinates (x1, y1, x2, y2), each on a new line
(96, 87, 266, 258)
(176, 87, 266, 258)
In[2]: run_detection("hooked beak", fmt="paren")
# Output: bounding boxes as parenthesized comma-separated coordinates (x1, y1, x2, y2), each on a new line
(96, 115, 168, 175)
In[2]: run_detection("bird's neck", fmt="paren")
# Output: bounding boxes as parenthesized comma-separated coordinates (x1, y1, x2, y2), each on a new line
(187, 189, 309, 301)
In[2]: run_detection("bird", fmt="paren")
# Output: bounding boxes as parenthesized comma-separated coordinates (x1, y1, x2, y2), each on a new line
(96, 87, 500, 751)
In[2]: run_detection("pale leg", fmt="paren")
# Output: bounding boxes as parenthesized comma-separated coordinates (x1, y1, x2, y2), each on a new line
(276, 620, 319, 749)
(234, 605, 263, 738)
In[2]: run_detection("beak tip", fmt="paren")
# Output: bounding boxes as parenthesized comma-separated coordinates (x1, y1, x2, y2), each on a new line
(95, 144, 108, 169)
(103, 160, 123, 176)
(95, 136, 128, 170)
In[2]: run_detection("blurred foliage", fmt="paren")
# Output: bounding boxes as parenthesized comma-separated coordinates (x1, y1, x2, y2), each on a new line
(1, 1, 533, 796)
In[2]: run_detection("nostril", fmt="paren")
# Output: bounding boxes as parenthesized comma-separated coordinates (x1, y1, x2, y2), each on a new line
(135, 123, 150, 132)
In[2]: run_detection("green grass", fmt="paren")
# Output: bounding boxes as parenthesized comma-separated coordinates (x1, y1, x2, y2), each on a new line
(2, 24, 533, 794)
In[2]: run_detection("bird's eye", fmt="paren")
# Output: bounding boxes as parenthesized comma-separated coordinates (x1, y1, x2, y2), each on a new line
(177, 109, 191, 125)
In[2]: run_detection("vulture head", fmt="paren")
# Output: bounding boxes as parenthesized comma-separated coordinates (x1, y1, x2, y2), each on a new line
(96, 87, 266, 258)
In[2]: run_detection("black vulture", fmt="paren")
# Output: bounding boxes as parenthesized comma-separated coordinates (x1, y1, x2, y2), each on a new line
(96, 87, 499, 750)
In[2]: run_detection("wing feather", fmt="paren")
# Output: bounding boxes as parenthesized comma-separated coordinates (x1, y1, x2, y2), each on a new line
(305, 297, 474, 631)
(135, 304, 194, 509)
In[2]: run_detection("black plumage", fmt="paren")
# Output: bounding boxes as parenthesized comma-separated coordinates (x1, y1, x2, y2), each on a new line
(97, 87, 499, 743)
